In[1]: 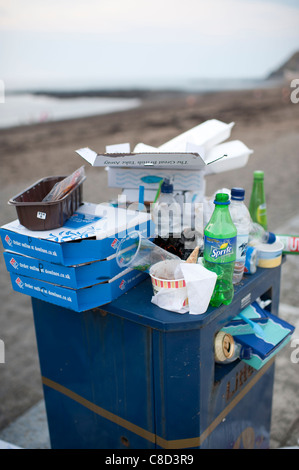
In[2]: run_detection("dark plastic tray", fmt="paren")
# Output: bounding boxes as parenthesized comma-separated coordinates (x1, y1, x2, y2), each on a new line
(8, 175, 85, 231)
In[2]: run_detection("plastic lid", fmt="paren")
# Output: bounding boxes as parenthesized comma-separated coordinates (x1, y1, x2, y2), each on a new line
(214, 192, 230, 205)
(253, 171, 264, 180)
(231, 187, 245, 200)
(161, 179, 173, 193)
(267, 231, 276, 244)
(240, 346, 253, 360)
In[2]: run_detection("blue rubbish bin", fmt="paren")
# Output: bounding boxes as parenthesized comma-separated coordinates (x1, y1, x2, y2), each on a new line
(31, 263, 283, 449)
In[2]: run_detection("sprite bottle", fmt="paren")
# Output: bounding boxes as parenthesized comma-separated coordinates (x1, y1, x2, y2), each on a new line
(249, 170, 267, 230)
(203, 193, 237, 307)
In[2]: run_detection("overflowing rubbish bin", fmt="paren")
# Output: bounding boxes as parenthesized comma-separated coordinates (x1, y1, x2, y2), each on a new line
(1, 119, 296, 449)
(30, 262, 284, 449)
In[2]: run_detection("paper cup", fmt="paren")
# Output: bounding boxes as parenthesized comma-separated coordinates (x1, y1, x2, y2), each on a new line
(256, 240, 284, 268)
(149, 260, 188, 306)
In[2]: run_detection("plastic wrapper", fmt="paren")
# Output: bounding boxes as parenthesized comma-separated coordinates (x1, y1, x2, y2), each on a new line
(42, 166, 85, 202)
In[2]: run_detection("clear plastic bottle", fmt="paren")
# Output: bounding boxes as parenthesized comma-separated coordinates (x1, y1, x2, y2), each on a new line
(152, 178, 181, 238)
(249, 170, 267, 230)
(203, 192, 237, 307)
(248, 222, 276, 246)
(229, 187, 251, 284)
(215, 341, 253, 364)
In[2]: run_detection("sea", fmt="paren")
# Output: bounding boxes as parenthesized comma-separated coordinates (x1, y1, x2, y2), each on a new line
(0, 93, 143, 129)
(0, 77, 271, 130)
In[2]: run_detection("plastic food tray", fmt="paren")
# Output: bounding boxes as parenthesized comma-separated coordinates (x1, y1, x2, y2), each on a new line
(8, 175, 85, 231)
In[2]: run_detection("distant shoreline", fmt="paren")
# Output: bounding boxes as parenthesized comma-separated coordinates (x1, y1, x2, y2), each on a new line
(5, 76, 284, 100)
(31, 89, 191, 100)
(1, 78, 286, 130)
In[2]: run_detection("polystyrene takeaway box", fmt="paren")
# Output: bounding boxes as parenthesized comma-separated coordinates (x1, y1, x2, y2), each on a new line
(203, 140, 253, 175)
(0, 203, 153, 267)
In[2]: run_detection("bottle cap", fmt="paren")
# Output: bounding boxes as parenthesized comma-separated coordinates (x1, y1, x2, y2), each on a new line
(161, 178, 173, 193)
(267, 231, 276, 244)
(214, 192, 230, 205)
(253, 170, 264, 180)
(240, 346, 253, 360)
(231, 187, 245, 200)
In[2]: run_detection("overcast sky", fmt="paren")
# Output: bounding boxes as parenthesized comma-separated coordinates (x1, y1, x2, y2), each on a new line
(1, 0, 299, 90)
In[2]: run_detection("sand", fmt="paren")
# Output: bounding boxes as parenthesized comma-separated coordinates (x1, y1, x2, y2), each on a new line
(0, 83, 298, 446)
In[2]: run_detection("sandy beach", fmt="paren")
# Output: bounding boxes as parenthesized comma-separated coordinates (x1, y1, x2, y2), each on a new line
(0, 83, 299, 447)
(1, 84, 298, 227)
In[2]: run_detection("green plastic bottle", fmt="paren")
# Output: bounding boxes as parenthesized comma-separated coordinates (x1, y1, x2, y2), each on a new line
(249, 171, 267, 230)
(203, 193, 237, 307)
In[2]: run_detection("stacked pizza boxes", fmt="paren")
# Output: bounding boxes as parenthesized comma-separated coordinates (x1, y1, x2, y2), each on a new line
(0, 202, 153, 312)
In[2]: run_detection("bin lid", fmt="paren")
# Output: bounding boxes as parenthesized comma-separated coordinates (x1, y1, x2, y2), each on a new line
(103, 263, 282, 332)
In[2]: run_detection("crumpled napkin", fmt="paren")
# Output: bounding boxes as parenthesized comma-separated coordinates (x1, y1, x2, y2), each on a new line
(151, 261, 217, 315)
(180, 262, 217, 315)
(151, 287, 189, 314)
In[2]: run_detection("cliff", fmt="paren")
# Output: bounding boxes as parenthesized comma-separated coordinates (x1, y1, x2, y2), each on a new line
(268, 51, 299, 80)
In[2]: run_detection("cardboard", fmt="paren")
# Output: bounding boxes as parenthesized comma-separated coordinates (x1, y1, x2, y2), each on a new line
(76, 147, 208, 170)
(107, 167, 205, 191)
(76, 119, 252, 175)
(222, 305, 295, 370)
(234, 311, 295, 370)
(0, 202, 153, 266)
(121, 188, 158, 204)
(9, 269, 148, 312)
(3, 250, 124, 289)
(221, 302, 269, 336)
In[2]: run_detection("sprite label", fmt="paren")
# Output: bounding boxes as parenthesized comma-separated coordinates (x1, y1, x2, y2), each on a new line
(204, 236, 236, 264)
(257, 203, 267, 226)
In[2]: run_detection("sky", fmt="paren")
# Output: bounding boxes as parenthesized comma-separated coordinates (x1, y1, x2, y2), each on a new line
(0, 0, 299, 91)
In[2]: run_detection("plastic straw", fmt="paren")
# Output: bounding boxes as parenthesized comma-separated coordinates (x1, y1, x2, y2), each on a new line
(138, 185, 144, 210)
(238, 312, 265, 338)
(153, 179, 164, 204)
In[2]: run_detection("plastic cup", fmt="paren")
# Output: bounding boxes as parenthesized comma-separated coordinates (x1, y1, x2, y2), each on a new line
(116, 231, 180, 273)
